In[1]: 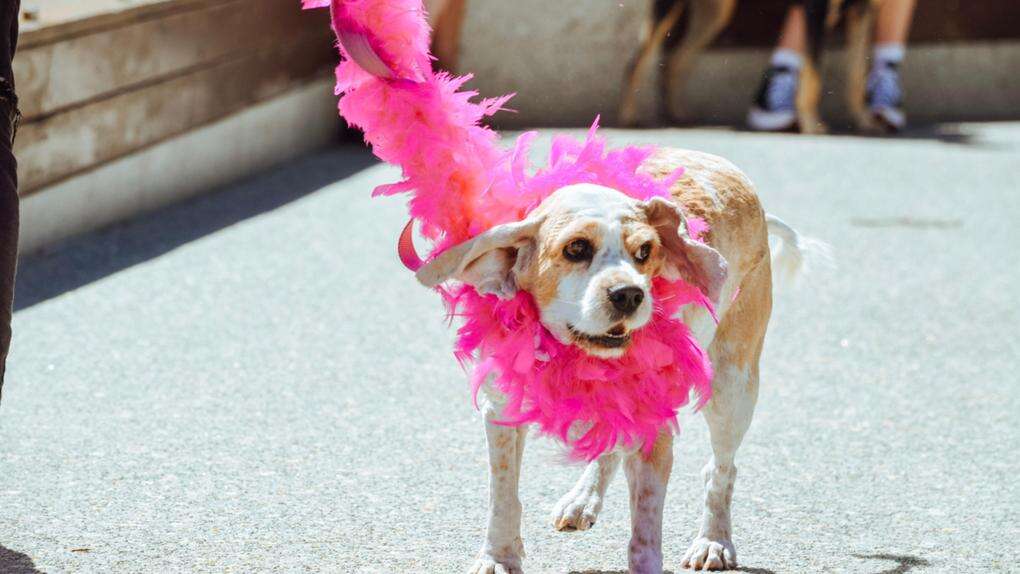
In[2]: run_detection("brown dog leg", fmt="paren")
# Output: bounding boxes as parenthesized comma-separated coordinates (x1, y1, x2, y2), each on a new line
(619, 0, 686, 127)
(796, 60, 827, 133)
(626, 432, 674, 574)
(662, 0, 736, 123)
(797, 0, 833, 133)
(430, 0, 468, 72)
(845, 2, 882, 132)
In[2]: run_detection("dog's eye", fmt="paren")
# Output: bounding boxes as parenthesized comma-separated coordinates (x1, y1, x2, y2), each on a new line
(563, 238, 594, 262)
(635, 242, 652, 263)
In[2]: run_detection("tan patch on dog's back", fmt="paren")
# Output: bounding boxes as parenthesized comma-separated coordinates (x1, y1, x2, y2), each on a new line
(640, 148, 773, 368)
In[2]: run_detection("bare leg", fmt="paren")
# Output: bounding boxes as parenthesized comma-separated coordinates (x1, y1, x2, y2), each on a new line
(761, 6, 826, 133)
(875, 0, 916, 44)
(626, 433, 674, 574)
(775, 5, 806, 54)
(662, 0, 736, 122)
(470, 399, 528, 574)
(551, 451, 621, 531)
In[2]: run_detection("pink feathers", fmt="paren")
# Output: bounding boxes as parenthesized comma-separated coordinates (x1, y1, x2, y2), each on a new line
(308, 0, 716, 460)
(315, 0, 511, 241)
(338, 72, 513, 241)
(330, 0, 431, 83)
(443, 277, 713, 461)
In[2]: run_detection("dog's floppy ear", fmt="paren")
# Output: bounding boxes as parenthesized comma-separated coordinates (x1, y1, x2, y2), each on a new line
(641, 197, 728, 304)
(415, 216, 544, 299)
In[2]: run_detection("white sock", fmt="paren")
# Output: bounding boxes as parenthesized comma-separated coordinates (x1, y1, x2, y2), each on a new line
(873, 43, 905, 67)
(770, 48, 803, 70)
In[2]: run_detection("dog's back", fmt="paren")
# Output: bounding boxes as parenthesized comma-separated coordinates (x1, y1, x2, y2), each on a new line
(641, 148, 771, 338)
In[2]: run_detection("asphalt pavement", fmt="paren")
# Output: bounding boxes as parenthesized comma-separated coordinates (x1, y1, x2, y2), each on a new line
(1, 124, 1018, 573)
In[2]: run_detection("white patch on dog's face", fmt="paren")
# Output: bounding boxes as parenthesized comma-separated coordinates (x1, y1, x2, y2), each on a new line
(415, 182, 728, 358)
(520, 184, 661, 358)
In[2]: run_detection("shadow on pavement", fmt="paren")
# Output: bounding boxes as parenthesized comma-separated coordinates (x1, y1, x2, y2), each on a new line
(0, 544, 43, 573)
(719, 122, 1014, 150)
(568, 568, 773, 574)
(14, 146, 376, 311)
(568, 571, 675, 574)
(853, 553, 931, 574)
(848, 216, 963, 230)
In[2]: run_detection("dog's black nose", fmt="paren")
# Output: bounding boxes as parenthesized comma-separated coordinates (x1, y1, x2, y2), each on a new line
(608, 286, 644, 315)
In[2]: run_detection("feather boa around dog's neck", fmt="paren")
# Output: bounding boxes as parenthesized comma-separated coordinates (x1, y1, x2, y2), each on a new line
(308, 0, 715, 460)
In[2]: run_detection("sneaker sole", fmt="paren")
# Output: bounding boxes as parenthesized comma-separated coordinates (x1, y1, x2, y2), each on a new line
(747, 107, 798, 132)
(871, 106, 906, 131)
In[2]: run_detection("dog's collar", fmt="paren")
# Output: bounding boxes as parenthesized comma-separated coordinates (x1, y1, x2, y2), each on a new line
(397, 219, 423, 272)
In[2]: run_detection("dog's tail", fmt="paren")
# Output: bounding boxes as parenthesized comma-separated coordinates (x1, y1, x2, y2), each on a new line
(305, 0, 515, 247)
(765, 214, 834, 287)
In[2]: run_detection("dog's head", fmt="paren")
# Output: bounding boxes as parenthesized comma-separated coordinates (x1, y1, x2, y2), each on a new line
(417, 184, 727, 358)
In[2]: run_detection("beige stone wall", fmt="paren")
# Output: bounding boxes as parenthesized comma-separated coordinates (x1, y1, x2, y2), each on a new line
(15, 0, 336, 195)
(457, 1, 649, 127)
(452, 0, 1020, 127)
(679, 42, 1020, 127)
(14, 0, 340, 253)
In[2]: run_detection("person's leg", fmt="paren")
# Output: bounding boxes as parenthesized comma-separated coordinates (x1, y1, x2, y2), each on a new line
(875, 0, 916, 45)
(775, 5, 806, 54)
(0, 0, 20, 398)
(747, 6, 806, 132)
(866, 0, 916, 130)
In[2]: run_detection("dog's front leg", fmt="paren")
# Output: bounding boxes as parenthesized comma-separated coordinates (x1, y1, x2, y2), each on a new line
(625, 432, 674, 574)
(470, 399, 528, 574)
(551, 451, 621, 531)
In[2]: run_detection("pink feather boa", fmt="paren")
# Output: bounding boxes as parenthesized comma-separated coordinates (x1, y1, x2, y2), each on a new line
(309, 0, 715, 460)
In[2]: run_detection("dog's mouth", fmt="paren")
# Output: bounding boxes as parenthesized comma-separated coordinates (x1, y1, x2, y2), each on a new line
(568, 324, 632, 349)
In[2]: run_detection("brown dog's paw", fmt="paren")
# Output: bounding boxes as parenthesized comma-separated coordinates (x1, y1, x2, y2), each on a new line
(798, 120, 829, 135)
(853, 113, 890, 135)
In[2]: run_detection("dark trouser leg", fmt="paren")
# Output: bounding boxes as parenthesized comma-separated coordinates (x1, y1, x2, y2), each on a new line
(0, 0, 20, 397)
(0, 113, 16, 395)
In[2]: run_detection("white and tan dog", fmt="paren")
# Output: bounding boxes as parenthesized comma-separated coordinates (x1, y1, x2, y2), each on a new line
(419, 147, 824, 573)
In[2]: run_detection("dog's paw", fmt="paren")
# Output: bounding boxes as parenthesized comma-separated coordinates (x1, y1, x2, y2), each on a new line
(798, 121, 829, 135)
(550, 488, 603, 532)
(617, 104, 640, 128)
(680, 537, 736, 571)
(468, 554, 523, 574)
(853, 113, 888, 135)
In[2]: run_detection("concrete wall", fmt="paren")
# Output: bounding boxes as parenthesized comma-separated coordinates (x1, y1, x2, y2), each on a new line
(457, 1, 648, 127)
(676, 41, 1020, 127)
(453, 0, 1020, 128)
(14, 0, 341, 253)
(19, 80, 337, 255)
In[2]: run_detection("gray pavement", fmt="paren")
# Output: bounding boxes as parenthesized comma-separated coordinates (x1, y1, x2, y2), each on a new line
(1, 124, 1018, 573)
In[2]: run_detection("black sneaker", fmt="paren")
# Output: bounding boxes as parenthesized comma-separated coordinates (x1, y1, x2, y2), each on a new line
(867, 60, 906, 131)
(747, 65, 799, 132)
